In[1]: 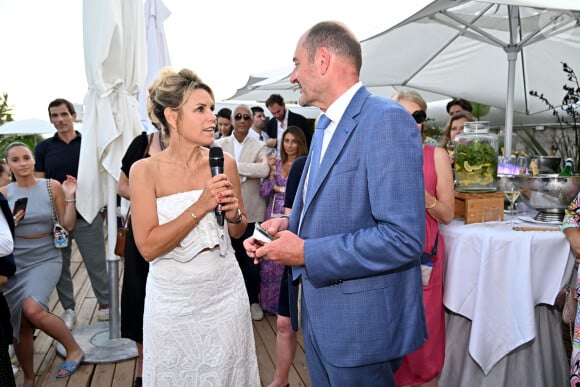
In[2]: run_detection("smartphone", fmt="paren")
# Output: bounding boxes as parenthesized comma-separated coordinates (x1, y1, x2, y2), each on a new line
(13, 197, 28, 219)
(253, 222, 275, 244)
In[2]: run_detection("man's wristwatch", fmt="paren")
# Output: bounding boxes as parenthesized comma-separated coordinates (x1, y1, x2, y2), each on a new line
(226, 209, 243, 224)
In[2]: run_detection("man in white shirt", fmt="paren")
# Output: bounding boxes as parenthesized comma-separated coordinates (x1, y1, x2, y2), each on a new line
(249, 106, 270, 143)
(265, 94, 312, 153)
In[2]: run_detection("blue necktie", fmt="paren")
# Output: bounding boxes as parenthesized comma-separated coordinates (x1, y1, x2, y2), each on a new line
(293, 114, 331, 281)
(306, 114, 331, 201)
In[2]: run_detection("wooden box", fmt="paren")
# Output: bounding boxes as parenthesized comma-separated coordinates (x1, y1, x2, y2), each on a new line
(454, 191, 505, 224)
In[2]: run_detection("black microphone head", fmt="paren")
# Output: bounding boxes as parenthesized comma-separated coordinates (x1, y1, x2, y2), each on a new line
(209, 146, 224, 168)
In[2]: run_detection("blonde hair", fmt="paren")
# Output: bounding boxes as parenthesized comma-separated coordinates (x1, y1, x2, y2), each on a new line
(391, 89, 427, 112)
(391, 89, 428, 140)
(147, 68, 214, 135)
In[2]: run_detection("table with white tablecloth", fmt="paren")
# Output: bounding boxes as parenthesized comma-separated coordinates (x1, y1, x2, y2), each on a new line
(438, 219, 574, 386)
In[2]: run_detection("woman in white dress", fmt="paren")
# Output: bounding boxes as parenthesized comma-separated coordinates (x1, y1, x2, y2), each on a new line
(129, 67, 260, 387)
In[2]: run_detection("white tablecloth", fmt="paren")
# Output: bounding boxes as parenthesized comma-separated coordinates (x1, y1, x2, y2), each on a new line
(440, 219, 574, 374)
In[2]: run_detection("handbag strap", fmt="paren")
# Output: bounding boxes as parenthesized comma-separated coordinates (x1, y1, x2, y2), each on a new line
(121, 207, 131, 228)
(430, 232, 439, 256)
(46, 179, 58, 224)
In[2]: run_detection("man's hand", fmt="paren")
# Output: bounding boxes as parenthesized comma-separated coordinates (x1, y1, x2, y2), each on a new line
(253, 230, 305, 266)
(243, 217, 305, 265)
(244, 217, 289, 261)
(266, 138, 277, 148)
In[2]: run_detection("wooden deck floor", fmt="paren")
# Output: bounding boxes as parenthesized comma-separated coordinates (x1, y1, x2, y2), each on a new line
(11, 242, 312, 386)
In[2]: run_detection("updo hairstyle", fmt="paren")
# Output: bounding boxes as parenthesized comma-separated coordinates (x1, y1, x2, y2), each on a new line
(147, 68, 214, 135)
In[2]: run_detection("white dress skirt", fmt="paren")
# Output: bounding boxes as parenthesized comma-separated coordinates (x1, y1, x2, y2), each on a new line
(142, 190, 260, 387)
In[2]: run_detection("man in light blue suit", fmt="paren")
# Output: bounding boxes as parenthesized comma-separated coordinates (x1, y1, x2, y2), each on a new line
(244, 21, 427, 386)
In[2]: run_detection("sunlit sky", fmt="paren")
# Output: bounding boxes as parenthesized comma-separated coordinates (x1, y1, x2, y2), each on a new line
(0, 0, 430, 120)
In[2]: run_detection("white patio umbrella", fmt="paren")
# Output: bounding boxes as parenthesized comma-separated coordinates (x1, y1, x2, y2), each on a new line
(64, 0, 146, 363)
(359, 0, 580, 156)
(227, 67, 448, 103)
(0, 118, 55, 135)
(226, 66, 300, 102)
(138, 0, 171, 131)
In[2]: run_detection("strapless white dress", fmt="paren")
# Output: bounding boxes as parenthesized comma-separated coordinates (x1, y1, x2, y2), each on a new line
(142, 190, 260, 386)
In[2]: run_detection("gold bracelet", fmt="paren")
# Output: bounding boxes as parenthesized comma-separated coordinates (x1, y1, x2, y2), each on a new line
(426, 197, 437, 209)
(189, 209, 198, 222)
(65, 199, 76, 202)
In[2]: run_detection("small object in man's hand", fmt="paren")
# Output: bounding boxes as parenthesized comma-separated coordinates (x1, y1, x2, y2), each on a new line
(253, 223, 275, 244)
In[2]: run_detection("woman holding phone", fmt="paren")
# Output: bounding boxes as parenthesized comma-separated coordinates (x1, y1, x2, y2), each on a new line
(1, 142, 83, 385)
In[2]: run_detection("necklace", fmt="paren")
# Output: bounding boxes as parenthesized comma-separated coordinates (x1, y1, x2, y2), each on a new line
(158, 131, 167, 151)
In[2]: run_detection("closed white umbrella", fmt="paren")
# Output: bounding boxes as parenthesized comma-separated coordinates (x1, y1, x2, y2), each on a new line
(60, 0, 146, 363)
(138, 0, 171, 131)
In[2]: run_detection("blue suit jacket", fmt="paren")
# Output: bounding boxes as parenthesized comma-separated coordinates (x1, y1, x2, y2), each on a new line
(289, 86, 427, 368)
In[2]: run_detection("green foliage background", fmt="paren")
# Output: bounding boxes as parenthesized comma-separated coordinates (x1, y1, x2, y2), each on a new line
(0, 93, 45, 158)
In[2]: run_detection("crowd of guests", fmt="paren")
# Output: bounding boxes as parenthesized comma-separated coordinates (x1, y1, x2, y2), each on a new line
(0, 97, 113, 387)
(0, 20, 523, 387)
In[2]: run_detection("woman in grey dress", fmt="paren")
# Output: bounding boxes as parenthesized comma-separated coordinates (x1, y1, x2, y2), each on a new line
(1, 143, 83, 386)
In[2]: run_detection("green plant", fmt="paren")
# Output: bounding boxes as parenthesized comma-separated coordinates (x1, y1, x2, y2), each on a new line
(0, 135, 44, 158)
(471, 102, 491, 120)
(423, 122, 442, 140)
(529, 62, 580, 171)
(0, 93, 45, 157)
(0, 93, 14, 125)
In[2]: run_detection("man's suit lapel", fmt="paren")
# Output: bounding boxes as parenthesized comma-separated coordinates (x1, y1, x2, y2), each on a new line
(303, 87, 368, 213)
(239, 137, 255, 162)
(218, 136, 234, 158)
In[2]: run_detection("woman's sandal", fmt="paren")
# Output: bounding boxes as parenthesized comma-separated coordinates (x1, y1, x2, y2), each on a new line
(56, 354, 85, 378)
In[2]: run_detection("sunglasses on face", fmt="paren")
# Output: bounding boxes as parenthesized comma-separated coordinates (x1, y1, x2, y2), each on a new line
(412, 110, 427, 124)
(234, 113, 252, 121)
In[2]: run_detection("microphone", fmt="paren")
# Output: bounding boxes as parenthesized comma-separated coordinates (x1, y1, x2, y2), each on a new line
(209, 147, 224, 226)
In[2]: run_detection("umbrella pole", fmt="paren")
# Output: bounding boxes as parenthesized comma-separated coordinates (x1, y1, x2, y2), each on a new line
(107, 176, 121, 339)
(504, 50, 517, 157)
(504, 5, 519, 158)
(56, 176, 137, 363)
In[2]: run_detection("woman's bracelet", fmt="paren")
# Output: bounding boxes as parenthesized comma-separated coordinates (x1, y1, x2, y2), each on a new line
(226, 209, 243, 224)
(188, 209, 199, 222)
(426, 197, 437, 209)
(65, 199, 76, 202)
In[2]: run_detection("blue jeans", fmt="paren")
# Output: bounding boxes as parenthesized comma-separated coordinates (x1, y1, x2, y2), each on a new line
(56, 214, 109, 310)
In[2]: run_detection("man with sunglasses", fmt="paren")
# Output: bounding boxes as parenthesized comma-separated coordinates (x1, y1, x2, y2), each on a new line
(265, 94, 312, 153)
(214, 104, 270, 321)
